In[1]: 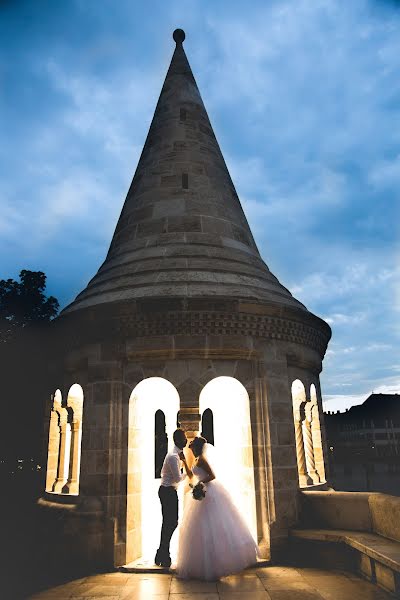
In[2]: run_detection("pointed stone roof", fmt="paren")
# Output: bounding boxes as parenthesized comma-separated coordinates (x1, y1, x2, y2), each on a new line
(63, 30, 308, 315)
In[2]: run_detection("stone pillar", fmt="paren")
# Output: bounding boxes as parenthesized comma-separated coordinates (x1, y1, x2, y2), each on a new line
(53, 418, 71, 493)
(263, 347, 300, 560)
(45, 410, 60, 492)
(294, 408, 312, 487)
(178, 409, 200, 468)
(302, 408, 320, 484)
(64, 420, 81, 494)
(177, 376, 202, 464)
(178, 409, 200, 439)
(251, 371, 272, 559)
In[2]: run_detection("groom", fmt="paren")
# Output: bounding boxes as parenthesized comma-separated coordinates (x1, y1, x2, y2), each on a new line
(155, 428, 191, 567)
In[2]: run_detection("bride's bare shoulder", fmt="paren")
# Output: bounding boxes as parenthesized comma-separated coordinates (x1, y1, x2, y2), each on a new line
(197, 454, 214, 474)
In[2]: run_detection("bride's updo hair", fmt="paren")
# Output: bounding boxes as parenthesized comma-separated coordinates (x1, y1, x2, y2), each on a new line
(191, 436, 207, 456)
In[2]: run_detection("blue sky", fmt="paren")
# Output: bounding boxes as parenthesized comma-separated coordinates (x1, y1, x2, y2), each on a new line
(1, 0, 399, 412)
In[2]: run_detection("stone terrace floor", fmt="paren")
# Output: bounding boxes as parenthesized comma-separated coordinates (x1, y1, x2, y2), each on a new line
(26, 566, 394, 600)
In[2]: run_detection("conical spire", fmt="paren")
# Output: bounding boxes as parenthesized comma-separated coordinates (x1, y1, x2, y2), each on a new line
(63, 30, 306, 314)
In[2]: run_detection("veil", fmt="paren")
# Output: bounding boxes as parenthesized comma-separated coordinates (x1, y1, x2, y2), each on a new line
(202, 442, 221, 478)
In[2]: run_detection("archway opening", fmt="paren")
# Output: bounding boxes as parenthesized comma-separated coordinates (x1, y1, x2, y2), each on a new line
(291, 379, 309, 487)
(64, 383, 84, 495)
(154, 410, 168, 479)
(45, 384, 84, 495)
(199, 376, 257, 540)
(310, 384, 326, 483)
(201, 408, 214, 445)
(127, 377, 180, 563)
(45, 389, 62, 493)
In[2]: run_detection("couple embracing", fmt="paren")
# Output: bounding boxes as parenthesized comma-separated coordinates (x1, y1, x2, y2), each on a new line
(154, 429, 259, 581)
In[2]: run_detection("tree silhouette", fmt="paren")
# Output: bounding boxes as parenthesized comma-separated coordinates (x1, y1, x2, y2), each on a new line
(0, 270, 59, 476)
(0, 270, 59, 343)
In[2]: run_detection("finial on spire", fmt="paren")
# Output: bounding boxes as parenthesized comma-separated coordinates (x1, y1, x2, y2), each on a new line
(173, 29, 185, 45)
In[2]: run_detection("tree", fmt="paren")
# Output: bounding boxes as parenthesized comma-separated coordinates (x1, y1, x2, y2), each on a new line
(0, 270, 59, 472)
(0, 270, 59, 343)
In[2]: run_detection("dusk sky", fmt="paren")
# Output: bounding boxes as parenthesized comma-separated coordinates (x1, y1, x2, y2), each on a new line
(1, 0, 399, 412)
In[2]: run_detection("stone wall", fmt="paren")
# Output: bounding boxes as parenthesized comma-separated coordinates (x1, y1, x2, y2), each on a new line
(39, 326, 327, 567)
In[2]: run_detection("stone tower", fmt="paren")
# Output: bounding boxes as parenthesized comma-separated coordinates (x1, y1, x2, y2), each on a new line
(40, 29, 331, 569)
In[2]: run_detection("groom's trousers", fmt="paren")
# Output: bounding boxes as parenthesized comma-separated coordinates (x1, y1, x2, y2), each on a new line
(158, 485, 178, 558)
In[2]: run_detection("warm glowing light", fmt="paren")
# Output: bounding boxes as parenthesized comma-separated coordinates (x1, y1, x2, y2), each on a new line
(65, 383, 84, 495)
(291, 379, 306, 407)
(128, 377, 180, 562)
(199, 376, 257, 541)
(45, 384, 84, 496)
(45, 389, 63, 493)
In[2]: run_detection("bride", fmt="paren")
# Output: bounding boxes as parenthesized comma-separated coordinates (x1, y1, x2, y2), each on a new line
(176, 436, 259, 581)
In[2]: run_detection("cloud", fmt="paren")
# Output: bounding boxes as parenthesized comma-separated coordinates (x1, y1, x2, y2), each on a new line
(0, 0, 399, 412)
(324, 313, 367, 326)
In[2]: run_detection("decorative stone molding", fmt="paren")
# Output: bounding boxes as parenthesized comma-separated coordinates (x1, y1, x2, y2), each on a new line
(55, 300, 331, 359)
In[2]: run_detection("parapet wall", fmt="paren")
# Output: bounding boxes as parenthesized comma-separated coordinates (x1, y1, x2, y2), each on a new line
(298, 490, 400, 542)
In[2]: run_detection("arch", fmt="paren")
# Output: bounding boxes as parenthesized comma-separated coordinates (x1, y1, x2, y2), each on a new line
(310, 383, 326, 483)
(154, 409, 168, 479)
(291, 379, 312, 487)
(45, 389, 62, 492)
(199, 376, 257, 540)
(291, 379, 320, 486)
(201, 408, 214, 445)
(51, 393, 70, 493)
(127, 377, 180, 563)
(45, 384, 84, 495)
(64, 383, 84, 494)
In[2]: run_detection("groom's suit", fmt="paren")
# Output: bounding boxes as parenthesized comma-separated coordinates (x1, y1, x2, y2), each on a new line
(156, 445, 186, 564)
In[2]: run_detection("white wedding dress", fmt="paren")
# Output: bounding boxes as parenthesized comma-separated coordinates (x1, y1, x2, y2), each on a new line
(176, 463, 259, 580)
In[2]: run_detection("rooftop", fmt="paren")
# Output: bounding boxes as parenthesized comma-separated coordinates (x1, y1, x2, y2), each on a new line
(62, 30, 311, 317)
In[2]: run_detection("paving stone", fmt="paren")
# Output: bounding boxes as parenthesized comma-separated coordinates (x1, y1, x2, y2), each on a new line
(24, 566, 394, 600)
(219, 591, 272, 600)
(217, 574, 266, 593)
(28, 595, 74, 600)
(72, 597, 120, 600)
(79, 574, 131, 585)
(70, 584, 123, 597)
(169, 595, 219, 600)
(266, 592, 324, 600)
(170, 578, 218, 593)
(120, 577, 171, 594)
(257, 566, 304, 579)
(262, 578, 319, 592)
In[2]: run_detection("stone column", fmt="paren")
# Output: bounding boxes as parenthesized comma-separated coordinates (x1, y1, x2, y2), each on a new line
(302, 409, 320, 484)
(53, 418, 71, 493)
(64, 420, 81, 494)
(45, 410, 60, 492)
(294, 408, 312, 487)
(177, 376, 202, 465)
(178, 409, 200, 468)
(251, 372, 272, 559)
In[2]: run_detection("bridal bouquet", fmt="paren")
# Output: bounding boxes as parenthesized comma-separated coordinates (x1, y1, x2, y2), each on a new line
(189, 481, 206, 501)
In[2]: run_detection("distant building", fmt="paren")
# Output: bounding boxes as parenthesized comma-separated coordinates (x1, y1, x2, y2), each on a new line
(324, 394, 400, 495)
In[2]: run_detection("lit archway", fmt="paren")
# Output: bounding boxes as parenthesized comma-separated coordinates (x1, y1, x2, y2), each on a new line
(155, 410, 168, 479)
(310, 384, 325, 483)
(45, 384, 84, 495)
(45, 389, 62, 492)
(199, 376, 257, 540)
(127, 377, 180, 563)
(201, 408, 214, 445)
(64, 383, 84, 494)
(291, 379, 320, 486)
(291, 380, 310, 487)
